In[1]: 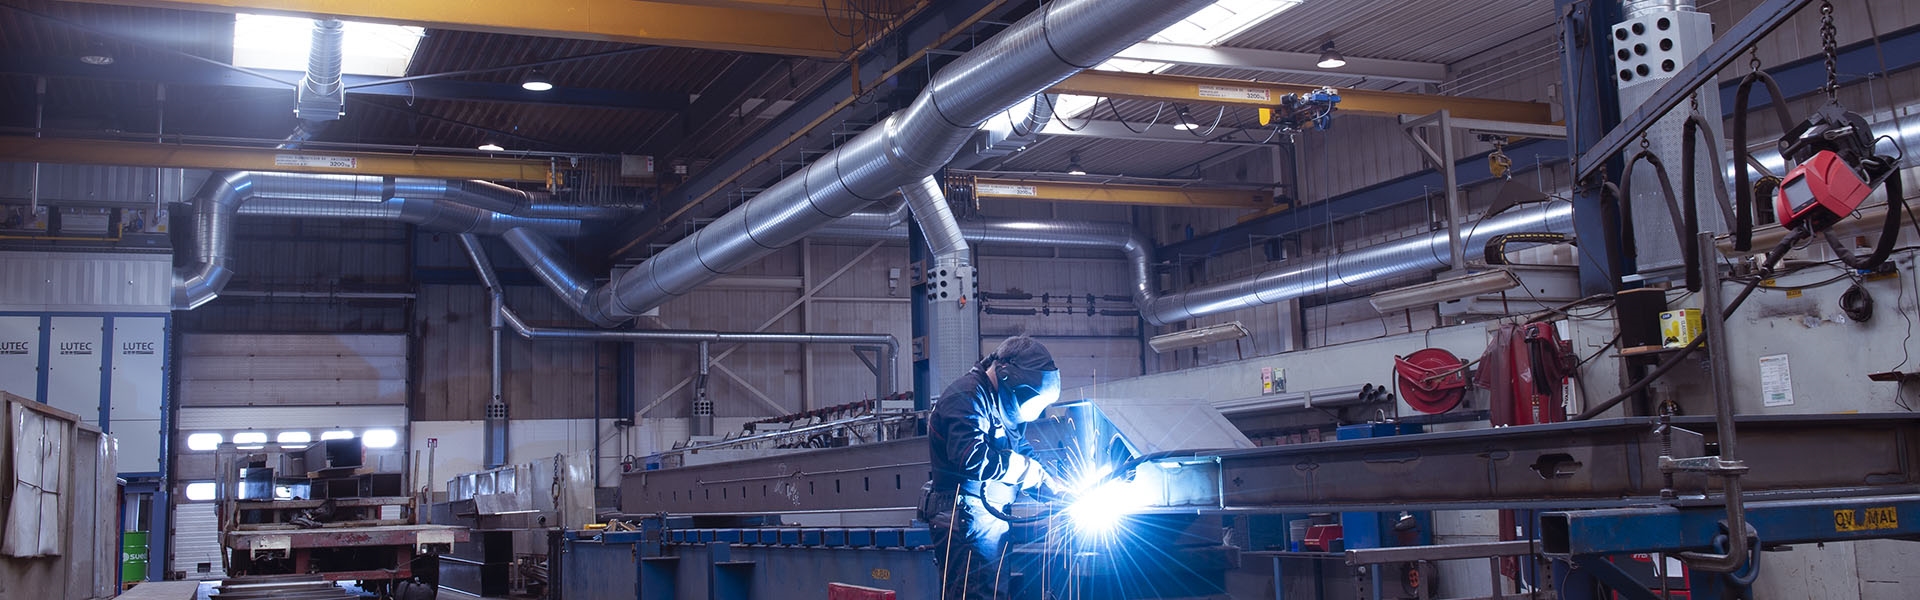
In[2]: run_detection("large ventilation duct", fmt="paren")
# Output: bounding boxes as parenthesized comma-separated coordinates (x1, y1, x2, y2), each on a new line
(577, 0, 1216, 325)
(809, 201, 1576, 326)
(238, 197, 582, 237)
(500, 228, 614, 327)
(172, 170, 579, 310)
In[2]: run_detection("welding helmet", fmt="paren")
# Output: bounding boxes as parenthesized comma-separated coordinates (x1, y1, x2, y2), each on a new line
(989, 336, 1061, 423)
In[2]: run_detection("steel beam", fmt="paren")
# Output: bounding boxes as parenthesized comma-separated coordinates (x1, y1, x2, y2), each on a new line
(1048, 71, 1557, 125)
(1542, 494, 1920, 555)
(1113, 41, 1449, 83)
(968, 177, 1274, 209)
(62, 0, 856, 58)
(0, 137, 554, 182)
(1573, 0, 1809, 182)
(1143, 413, 1920, 514)
(1035, 119, 1277, 145)
(659, 0, 910, 18)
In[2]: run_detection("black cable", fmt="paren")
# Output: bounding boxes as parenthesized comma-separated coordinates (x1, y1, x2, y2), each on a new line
(1731, 71, 1795, 252)
(1822, 167, 1905, 271)
(1101, 98, 1165, 134)
(1840, 280, 1875, 322)
(1620, 150, 1693, 290)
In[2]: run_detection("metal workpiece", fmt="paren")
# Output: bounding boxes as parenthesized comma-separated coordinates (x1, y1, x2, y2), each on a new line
(1126, 414, 1920, 513)
(589, 0, 1217, 320)
(620, 437, 931, 515)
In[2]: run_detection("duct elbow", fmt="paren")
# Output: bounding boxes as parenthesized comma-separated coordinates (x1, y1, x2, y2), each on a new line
(172, 264, 232, 310)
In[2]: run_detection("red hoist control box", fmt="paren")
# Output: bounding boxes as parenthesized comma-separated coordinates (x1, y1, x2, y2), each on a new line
(1777, 150, 1874, 231)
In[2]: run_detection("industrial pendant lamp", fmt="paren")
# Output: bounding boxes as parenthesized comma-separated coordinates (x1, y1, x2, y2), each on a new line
(79, 42, 115, 66)
(1067, 151, 1088, 176)
(1315, 40, 1346, 69)
(520, 69, 554, 92)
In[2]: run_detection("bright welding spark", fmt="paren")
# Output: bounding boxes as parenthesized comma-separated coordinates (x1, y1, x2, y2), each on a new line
(1063, 466, 1147, 542)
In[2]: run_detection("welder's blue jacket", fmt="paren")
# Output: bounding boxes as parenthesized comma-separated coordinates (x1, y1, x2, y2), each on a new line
(929, 368, 1031, 491)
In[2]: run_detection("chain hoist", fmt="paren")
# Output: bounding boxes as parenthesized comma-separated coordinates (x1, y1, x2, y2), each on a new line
(1820, 0, 1839, 99)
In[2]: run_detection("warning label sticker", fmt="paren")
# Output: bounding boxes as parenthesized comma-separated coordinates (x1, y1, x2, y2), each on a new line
(1197, 84, 1272, 102)
(274, 154, 358, 169)
(975, 183, 1037, 197)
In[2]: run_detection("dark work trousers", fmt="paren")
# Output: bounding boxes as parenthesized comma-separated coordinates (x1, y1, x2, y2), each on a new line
(925, 482, 1017, 600)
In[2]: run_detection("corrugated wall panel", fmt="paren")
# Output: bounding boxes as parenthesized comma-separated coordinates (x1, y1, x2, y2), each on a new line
(0, 251, 170, 311)
(180, 334, 407, 407)
(176, 405, 407, 430)
(413, 284, 616, 421)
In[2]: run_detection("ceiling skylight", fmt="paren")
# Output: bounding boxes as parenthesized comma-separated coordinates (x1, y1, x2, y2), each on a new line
(1041, 0, 1299, 129)
(232, 13, 423, 77)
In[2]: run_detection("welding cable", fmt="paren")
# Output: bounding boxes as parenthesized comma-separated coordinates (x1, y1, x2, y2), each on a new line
(1572, 229, 1809, 420)
(1620, 150, 1697, 290)
(1732, 71, 1797, 252)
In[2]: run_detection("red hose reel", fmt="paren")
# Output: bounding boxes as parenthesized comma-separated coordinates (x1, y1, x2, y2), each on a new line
(1394, 348, 1469, 414)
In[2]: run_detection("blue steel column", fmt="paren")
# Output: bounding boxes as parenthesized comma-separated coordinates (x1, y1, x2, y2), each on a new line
(909, 221, 932, 410)
(1559, 0, 1629, 294)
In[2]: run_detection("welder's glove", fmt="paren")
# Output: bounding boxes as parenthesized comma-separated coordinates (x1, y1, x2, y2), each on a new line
(1001, 452, 1049, 490)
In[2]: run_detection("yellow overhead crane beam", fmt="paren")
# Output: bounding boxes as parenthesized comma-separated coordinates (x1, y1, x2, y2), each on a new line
(60, 0, 857, 58)
(659, 0, 911, 18)
(0, 137, 556, 182)
(1050, 71, 1558, 125)
(968, 177, 1272, 209)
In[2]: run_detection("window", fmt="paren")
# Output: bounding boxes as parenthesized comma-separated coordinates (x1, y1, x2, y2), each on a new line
(232, 432, 267, 448)
(362, 428, 398, 449)
(276, 431, 312, 445)
(231, 14, 423, 77)
(186, 433, 223, 451)
(319, 430, 355, 441)
(184, 482, 217, 501)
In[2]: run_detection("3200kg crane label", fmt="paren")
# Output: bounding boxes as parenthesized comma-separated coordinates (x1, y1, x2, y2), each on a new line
(1834, 506, 1898, 532)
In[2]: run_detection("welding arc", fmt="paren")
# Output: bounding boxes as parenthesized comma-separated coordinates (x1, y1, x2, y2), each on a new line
(1571, 229, 1808, 420)
(973, 449, 1209, 524)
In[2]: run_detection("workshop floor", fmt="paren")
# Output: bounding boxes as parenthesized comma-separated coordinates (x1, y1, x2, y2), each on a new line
(188, 580, 503, 600)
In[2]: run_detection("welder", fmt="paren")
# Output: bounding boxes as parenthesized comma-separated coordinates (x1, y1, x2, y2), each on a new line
(920, 336, 1066, 599)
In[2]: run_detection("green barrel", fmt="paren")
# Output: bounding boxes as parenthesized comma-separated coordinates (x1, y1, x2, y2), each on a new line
(121, 531, 149, 583)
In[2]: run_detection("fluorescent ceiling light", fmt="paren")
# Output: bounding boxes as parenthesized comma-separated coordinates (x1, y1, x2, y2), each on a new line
(1369, 269, 1522, 312)
(1148, 321, 1251, 353)
(232, 13, 423, 77)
